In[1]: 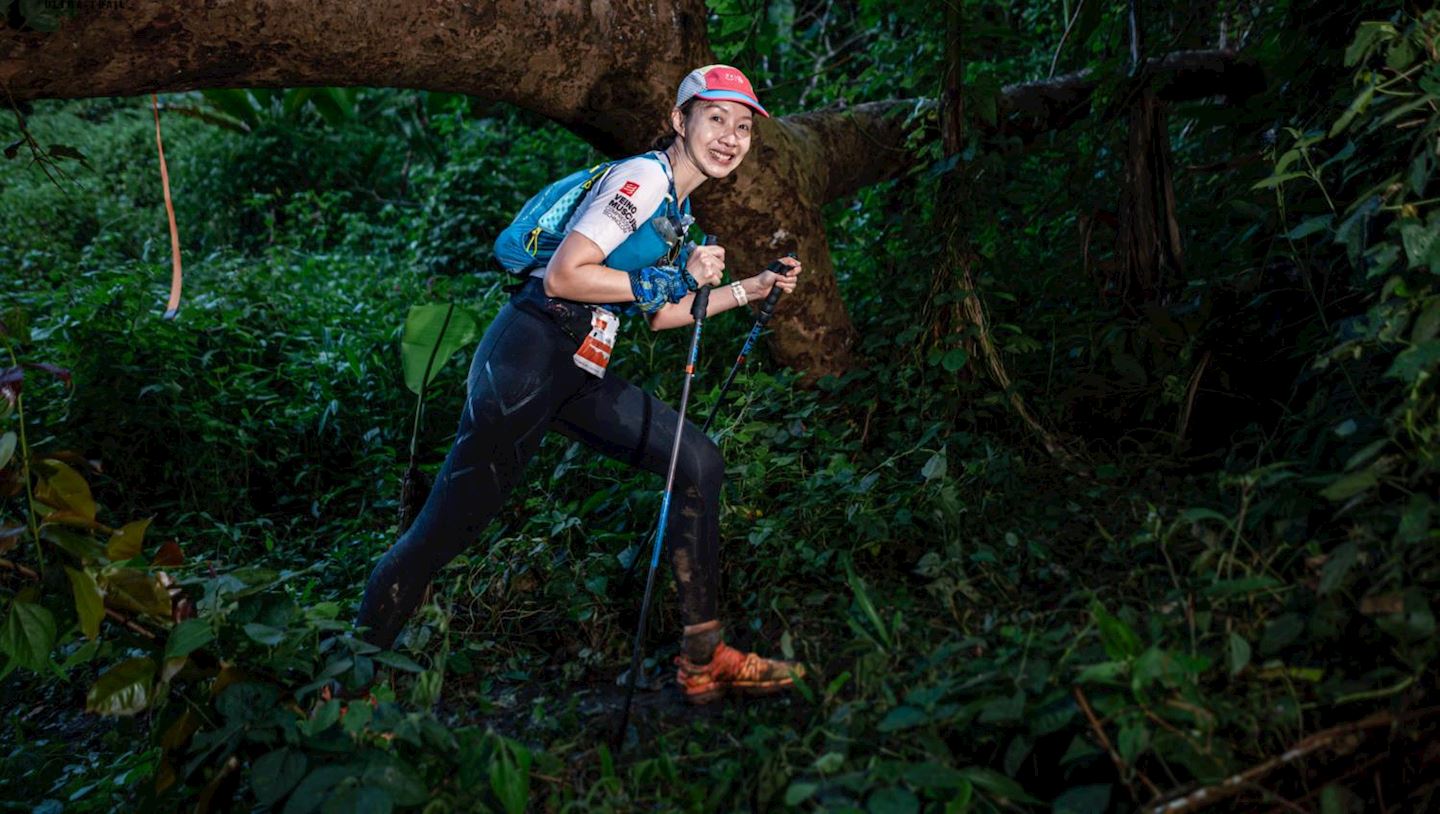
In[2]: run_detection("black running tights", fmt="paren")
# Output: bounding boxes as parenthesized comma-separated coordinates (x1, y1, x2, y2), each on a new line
(356, 297, 723, 649)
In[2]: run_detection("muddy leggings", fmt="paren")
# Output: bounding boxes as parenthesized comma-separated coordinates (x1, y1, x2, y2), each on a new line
(357, 286, 723, 649)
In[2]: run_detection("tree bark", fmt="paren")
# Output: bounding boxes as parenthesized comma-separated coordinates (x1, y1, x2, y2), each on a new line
(1114, 88, 1185, 306)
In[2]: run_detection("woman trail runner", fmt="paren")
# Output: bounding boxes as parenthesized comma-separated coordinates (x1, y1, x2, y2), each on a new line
(357, 64, 805, 704)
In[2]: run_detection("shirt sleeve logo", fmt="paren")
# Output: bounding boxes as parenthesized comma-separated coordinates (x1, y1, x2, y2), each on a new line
(603, 194, 639, 233)
(619, 181, 640, 197)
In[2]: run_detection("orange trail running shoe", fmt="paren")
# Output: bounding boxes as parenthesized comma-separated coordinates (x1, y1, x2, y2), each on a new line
(674, 642, 805, 705)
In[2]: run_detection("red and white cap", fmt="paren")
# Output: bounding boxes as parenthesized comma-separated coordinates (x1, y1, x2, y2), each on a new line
(675, 64, 770, 118)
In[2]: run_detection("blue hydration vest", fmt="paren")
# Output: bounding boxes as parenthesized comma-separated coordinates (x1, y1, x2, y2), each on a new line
(494, 152, 692, 276)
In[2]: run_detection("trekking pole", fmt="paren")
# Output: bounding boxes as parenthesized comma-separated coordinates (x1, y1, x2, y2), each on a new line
(614, 236, 716, 748)
(617, 253, 796, 591)
(701, 253, 796, 435)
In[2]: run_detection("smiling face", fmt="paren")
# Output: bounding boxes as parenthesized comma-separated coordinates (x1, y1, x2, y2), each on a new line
(672, 100, 753, 179)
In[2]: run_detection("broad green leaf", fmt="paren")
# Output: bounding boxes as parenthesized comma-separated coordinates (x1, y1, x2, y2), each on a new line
(955, 767, 1039, 804)
(42, 525, 107, 563)
(1388, 37, 1418, 71)
(1274, 148, 1302, 175)
(282, 87, 317, 120)
(308, 699, 342, 734)
(282, 765, 356, 814)
(200, 89, 261, 129)
(1053, 784, 1112, 814)
(1329, 83, 1376, 138)
(1132, 647, 1177, 690)
(101, 569, 172, 617)
(921, 452, 947, 481)
(0, 598, 56, 671)
(941, 348, 968, 372)
(216, 682, 280, 724)
(244, 622, 286, 646)
(1061, 734, 1102, 765)
(165, 618, 214, 660)
(1401, 222, 1438, 269)
(847, 565, 891, 649)
(1318, 543, 1358, 595)
(106, 518, 152, 562)
(1398, 494, 1432, 543)
(1202, 576, 1281, 597)
(401, 304, 480, 395)
(1410, 155, 1432, 198)
(1320, 785, 1345, 814)
(65, 566, 103, 640)
(1411, 300, 1440, 344)
(34, 458, 95, 521)
(1117, 723, 1149, 763)
(489, 737, 532, 814)
(0, 431, 15, 470)
(901, 762, 968, 788)
(371, 651, 424, 672)
(1285, 215, 1334, 240)
(868, 786, 919, 814)
(1251, 172, 1308, 190)
(362, 756, 428, 806)
(1177, 507, 1233, 527)
(1387, 341, 1440, 383)
(1075, 660, 1128, 684)
(785, 781, 818, 806)
(878, 705, 928, 732)
(85, 657, 156, 716)
(944, 780, 973, 814)
(1344, 439, 1387, 472)
(1092, 604, 1141, 660)
(1227, 633, 1251, 676)
(325, 786, 392, 814)
(253, 748, 308, 807)
(1319, 469, 1377, 501)
(1259, 613, 1305, 656)
(310, 88, 357, 126)
(977, 689, 1026, 724)
(1344, 21, 1396, 66)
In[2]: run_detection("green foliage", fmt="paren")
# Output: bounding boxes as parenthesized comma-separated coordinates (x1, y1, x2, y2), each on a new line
(3, 3, 1439, 812)
(400, 304, 480, 395)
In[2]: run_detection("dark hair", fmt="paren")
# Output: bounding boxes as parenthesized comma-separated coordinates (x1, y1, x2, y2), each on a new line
(650, 98, 701, 151)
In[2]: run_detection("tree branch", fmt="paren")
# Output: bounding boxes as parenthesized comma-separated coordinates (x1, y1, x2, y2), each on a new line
(995, 49, 1264, 142)
(776, 49, 1260, 208)
(1148, 707, 1440, 814)
(782, 100, 917, 204)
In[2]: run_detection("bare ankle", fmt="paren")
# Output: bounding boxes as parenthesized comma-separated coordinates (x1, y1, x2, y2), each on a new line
(682, 619, 723, 664)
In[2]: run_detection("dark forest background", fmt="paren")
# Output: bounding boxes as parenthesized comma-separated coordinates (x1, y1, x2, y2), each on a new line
(1, 1, 1437, 812)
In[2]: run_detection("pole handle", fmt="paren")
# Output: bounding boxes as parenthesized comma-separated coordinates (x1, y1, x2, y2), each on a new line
(756, 252, 797, 324)
(692, 234, 717, 322)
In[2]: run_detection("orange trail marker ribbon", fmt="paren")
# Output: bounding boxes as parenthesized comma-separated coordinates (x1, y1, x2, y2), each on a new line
(151, 94, 182, 319)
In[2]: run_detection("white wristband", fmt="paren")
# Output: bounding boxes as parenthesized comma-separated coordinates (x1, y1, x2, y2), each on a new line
(730, 281, 748, 306)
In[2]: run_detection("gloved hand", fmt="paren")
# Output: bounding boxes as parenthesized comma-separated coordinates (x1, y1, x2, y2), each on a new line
(629, 264, 699, 314)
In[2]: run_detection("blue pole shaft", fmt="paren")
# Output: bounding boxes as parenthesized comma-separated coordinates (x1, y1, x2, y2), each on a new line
(615, 236, 715, 747)
(700, 253, 794, 435)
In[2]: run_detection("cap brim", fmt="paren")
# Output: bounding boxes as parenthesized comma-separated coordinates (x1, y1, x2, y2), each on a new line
(693, 90, 771, 118)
